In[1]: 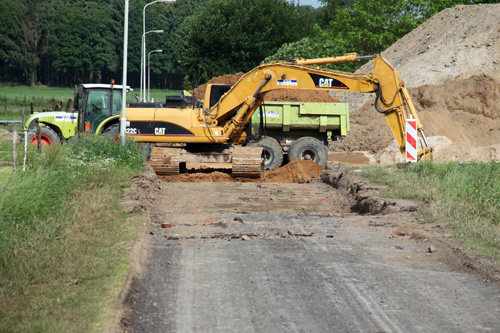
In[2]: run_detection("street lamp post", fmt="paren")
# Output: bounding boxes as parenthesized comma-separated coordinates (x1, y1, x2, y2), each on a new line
(141, 0, 176, 102)
(141, 30, 163, 101)
(148, 49, 163, 102)
(120, 0, 129, 146)
(142, 30, 163, 101)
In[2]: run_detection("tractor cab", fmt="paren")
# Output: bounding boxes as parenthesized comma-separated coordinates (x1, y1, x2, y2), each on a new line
(73, 83, 131, 134)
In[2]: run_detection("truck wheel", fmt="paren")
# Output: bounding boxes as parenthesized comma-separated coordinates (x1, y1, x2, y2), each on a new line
(248, 136, 283, 170)
(27, 127, 60, 146)
(288, 137, 328, 166)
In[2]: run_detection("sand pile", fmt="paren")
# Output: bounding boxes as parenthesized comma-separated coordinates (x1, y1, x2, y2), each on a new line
(375, 4, 500, 87)
(331, 3, 500, 164)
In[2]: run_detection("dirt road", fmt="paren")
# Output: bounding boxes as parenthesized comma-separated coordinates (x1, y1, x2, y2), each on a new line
(121, 173, 500, 332)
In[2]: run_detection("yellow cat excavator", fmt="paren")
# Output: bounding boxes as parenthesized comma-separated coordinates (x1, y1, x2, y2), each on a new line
(124, 53, 433, 177)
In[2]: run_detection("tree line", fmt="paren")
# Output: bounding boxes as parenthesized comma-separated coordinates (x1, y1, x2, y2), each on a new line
(0, 0, 494, 89)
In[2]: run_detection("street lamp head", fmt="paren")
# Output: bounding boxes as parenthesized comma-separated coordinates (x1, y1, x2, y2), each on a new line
(146, 29, 164, 35)
(147, 49, 165, 102)
(148, 49, 163, 55)
(147, 0, 176, 7)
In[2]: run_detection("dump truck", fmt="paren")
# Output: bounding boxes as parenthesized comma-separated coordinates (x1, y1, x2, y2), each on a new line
(202, 83, 349, 169)
(123, 53, 433, 178)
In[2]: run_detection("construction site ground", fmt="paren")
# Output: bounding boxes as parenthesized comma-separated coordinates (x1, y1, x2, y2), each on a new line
(118, 4, 500, 332)
(120, 162, 500, 332)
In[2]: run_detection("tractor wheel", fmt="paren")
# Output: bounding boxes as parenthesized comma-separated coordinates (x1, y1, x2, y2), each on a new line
(248, 136, 283, 170)
(27, 127, 60, 146)
(103, 125, 120, 143)
(288, 137, 328, 166)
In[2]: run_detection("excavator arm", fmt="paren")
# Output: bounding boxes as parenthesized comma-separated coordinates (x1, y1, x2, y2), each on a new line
(208, 53, 433, 161)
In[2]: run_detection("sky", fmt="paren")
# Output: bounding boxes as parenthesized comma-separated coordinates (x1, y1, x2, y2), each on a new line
(289, 0, 323, 8)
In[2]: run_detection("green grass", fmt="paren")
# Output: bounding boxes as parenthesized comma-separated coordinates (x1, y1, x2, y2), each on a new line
(0, 134, 145, 332)
(361, 161, 500, 259)
(146, 88, 181, 102)
(0, 86, 74, 116)
(0, 167, 11, 183)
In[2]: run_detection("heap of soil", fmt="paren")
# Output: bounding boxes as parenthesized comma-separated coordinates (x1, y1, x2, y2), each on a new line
(160, 159, 324, 183)
(260, 159, 324, 182)
(375, 4, 500, 87)
(192, 72, 340, 103)
(330, 4, 500, 163)
(331, 73, 500, 154)
(122, 166, 160, 213)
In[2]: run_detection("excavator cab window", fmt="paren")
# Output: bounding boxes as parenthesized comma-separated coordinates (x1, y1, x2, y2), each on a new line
(202, 84, 232, 110)
(208, 85, 232, 108)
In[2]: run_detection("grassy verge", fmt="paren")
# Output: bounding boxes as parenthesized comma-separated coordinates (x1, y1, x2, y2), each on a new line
(361, 162, 500, 259)
(0, 135, 144, 332)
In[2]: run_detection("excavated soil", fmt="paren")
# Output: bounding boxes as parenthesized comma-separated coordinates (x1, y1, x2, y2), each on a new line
(159, 159, 324, 183)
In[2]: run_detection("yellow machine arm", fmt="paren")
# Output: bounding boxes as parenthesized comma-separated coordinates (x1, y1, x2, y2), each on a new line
(207, 53, 433, 161)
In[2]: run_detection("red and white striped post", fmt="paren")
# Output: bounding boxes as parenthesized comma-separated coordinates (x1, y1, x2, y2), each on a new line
(405, 118, 417, 162)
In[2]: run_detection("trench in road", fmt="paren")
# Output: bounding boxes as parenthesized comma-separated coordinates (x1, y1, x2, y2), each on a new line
(122, 181, 500, 332)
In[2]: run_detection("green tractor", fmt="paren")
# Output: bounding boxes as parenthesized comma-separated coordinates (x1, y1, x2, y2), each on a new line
(24, 83, 131, 145)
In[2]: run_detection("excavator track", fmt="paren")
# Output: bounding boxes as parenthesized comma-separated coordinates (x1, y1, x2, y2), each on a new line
(149, 146, 264, 178)
(150, 147, 181, 175)
(231, 146, 264, 178)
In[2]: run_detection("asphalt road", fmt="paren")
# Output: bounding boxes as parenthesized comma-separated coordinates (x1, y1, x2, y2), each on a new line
(122, 182, 500, 333)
